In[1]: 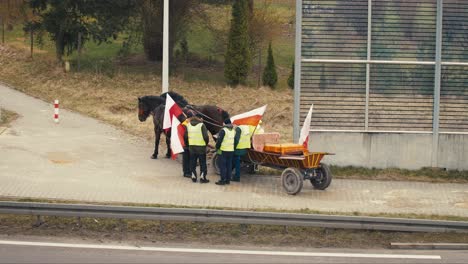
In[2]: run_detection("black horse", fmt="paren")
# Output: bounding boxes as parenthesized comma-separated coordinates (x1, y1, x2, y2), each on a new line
(138, 92, 188, 159)
(138, 92, 229, 159)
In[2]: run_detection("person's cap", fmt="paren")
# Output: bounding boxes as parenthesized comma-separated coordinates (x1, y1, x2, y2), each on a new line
(195, 113, 203, 119)
(224, 118, 232, 125)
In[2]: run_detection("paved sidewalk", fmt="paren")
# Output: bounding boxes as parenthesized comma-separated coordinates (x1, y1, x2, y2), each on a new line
(1, 84, 468, 217)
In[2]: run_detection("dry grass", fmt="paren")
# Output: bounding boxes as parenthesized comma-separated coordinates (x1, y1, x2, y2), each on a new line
(332, 166, 468, 184)
(1, 214, 468, 249)
(0, 45, 293, 144)
(0, 108, 19, 126)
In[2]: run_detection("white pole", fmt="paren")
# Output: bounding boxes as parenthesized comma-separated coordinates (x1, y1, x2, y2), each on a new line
(162, 0, 169, 93)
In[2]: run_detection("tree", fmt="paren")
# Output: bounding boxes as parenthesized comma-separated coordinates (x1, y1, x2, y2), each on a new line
(262, 42, 277, 89)
(0, 0, 26, 44)
(248, 1, 281, 68)
(29, 0, 134, 62)
(224, 0, 251, 86)
(287, 61, 294, 89)
(139, 0, 198, 61)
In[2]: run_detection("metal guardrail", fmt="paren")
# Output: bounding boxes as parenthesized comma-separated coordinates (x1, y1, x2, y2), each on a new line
(0, 201, 467, 233)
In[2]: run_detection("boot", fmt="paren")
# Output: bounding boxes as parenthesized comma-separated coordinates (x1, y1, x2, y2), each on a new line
(200, 172, 209, 184)
(215, 180, 225, 185)
(191, 171, 197, 183)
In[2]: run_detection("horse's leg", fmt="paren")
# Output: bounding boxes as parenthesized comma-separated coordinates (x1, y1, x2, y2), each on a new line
(152, 129, 161, 159)
(165, 132, 171, 158)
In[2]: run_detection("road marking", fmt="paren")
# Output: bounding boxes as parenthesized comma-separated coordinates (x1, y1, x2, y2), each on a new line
(0, 240, 441, 260)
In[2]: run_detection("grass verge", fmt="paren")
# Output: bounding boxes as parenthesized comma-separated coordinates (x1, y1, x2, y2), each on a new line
(331, 166, 468, 184)
(1, 214, 468, 249)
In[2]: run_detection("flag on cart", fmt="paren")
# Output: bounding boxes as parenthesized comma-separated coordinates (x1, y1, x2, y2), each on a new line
(170, 116, 186, 159)
(230, 105, 267, 127)
(299, 104, 313, 150)
(163, 94, 184, 132)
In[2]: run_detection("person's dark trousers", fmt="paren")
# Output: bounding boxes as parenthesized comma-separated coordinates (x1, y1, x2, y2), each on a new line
(182, 148, 191, 177)
(233, 154, 242, 181)
(220, 151, 234, 183)
(190, 153, 207, 179)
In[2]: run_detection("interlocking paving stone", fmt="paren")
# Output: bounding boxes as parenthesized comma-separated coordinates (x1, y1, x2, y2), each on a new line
(1, 84, 468, 216)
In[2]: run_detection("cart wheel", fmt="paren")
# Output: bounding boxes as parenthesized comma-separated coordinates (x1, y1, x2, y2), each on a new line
(281, 168, 303, 195)
(212, 153, 221, 175)
(311, 163, 332, 190)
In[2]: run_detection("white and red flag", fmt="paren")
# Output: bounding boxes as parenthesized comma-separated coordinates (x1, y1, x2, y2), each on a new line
(230, 105, 267, 126)
(163, 94, 184, 132)
(170, 116, 186, 159)
(298, 104, 313, 150)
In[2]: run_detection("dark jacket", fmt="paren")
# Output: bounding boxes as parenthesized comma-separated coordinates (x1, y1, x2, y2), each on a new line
(215, 124, 240, 152)
(184, 118, 209, 155)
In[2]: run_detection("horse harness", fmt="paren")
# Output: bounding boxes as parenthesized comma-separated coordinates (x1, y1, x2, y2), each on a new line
(185, 105, 224, 128)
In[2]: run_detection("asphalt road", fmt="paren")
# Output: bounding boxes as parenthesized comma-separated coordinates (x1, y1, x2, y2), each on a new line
(0, 239, 466, 264)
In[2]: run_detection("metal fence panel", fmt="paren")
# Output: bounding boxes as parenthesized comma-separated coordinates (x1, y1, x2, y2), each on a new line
(440, 65, 468, 132)
(301, 62, 366, 130)
(302, 0, 368, 60)
(298, 0, 467, 134)
(369, 64, 435, 131)
(372, 0, 437, 61)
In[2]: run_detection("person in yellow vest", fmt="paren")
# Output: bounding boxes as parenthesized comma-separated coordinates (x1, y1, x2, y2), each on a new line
(232, 124, 254, 182)
(215, 119, 239, 185)
(184, 113, 209, 183)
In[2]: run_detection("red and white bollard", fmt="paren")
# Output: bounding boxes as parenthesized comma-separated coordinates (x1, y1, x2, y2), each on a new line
(54, 99, 59, 123)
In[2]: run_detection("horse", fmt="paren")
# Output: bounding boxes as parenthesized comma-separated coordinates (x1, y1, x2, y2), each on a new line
(138, 92, 188, 159)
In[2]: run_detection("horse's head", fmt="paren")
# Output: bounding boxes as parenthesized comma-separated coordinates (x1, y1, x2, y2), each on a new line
(138, 97, 152, 122)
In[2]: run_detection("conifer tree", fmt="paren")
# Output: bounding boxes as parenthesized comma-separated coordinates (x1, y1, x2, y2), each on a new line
(224, 0, 251, 86)
(262, 42, 278, 88)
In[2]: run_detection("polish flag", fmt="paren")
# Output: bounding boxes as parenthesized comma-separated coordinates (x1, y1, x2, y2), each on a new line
(230, 105, 267, 126)
(170, 116, 186, 159)
(163, 94, 184, 132)
(299, 104, 313, 150)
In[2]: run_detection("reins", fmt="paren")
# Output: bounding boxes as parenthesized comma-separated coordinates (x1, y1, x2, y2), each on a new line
(185, 105, 224, 128)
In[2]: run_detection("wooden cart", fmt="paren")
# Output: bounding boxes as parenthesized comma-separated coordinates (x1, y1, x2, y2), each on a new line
(212, 146, 333, 195)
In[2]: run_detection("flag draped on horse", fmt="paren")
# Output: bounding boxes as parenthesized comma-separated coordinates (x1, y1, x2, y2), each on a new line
(163, 94, 184, 132)
(163, 94, 186, 159)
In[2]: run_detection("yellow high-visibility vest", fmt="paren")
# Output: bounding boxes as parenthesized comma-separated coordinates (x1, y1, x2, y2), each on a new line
(236, 125, 252, 149)
(220, 127, 235, 151)
(187, 123, 206, 146)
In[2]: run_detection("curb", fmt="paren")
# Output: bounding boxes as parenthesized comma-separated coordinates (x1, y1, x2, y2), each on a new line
(390, 243, 468, 250)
